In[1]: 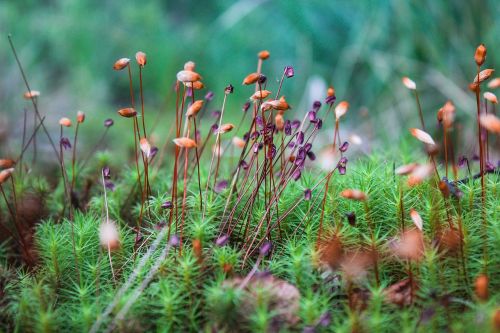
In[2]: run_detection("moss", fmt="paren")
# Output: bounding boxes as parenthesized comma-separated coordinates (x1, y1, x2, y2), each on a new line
(0, 155, 497, 332)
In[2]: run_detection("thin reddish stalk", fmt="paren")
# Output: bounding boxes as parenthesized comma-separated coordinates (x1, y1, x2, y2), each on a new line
(175, 88, 187, 228)
(192, 117, 203, 210)
(134, 118, 145, 230)
(243, 162, 337, 264)
(179, 113, 193, 253)
(333, 120, 339, 147)
(168, 83, 183, 237)
(443, 125, 449, 178)
(449, 145, 469, 285)
(474, 64, 488, 274)
(363, 201, 380, 287)
(203, 92, 228, 219)
(484, 99, 489, 163)
(70, 122, 80, 207)
(138, 66, 147, 138)
(20, 108, 27, 177)
(179, 145, 189, 254)
(399, 180, 405, 232)
(58, 126, 80, 281)
(32, 109, 37, 164)
(138, 65, 151, 204)
(316, 173, 332, 249)
(59, 126, 71, 219)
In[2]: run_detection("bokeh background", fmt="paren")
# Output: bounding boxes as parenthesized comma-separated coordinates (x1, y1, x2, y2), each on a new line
(1, 0, 499, 167)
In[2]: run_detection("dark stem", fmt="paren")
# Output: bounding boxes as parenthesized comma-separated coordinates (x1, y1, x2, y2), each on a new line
(71, 122, 80, 203)
(399, 182, 405, 232)
(133, 118, 145, 247)
(316, 173, 332, 249)
(168, 82, 182, 238)
(138, 66, 151, 210)
(363, 201, 380, 287)
(32, 108, 37, 164)
(8, 35, 60, 162)
(179, 145, 189, 254)
(59, 126, 71, 220)
(15, 116, 46, 165)
(443, 125, 449, 178)
(139, 66, 147, 138)
(20, 108, 27, 177)
(192, 117, 203, 210)
(484, 99, 489, 163)
(474, 64, 488, 275)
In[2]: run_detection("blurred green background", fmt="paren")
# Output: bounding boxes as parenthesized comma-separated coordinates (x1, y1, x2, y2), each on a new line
(1, 0, 499, 166)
